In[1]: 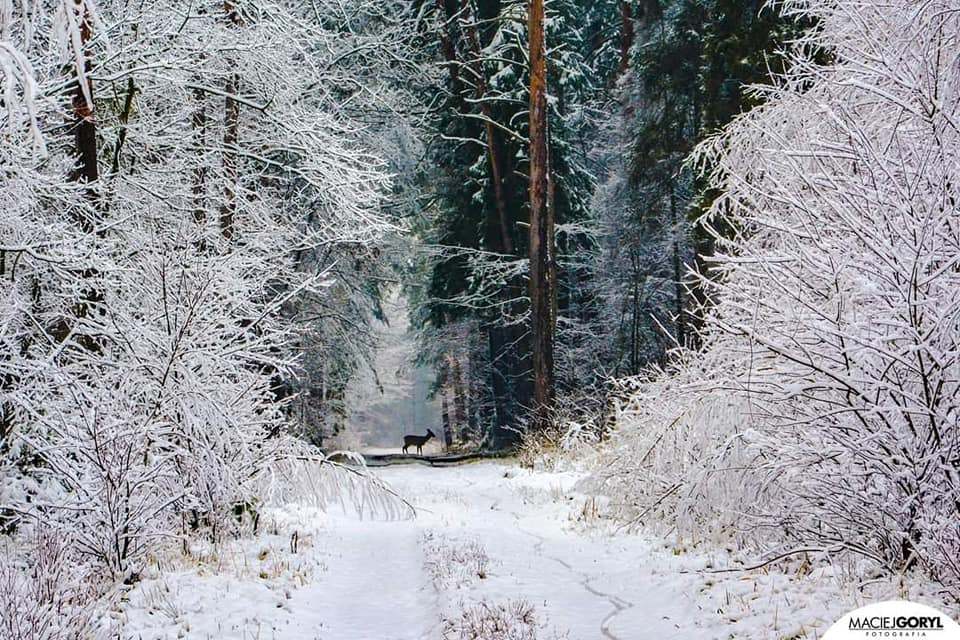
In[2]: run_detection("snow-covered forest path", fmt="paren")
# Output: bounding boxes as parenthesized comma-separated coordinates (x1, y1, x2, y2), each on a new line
(318, 462, 704, 640)
(124, 462, 722, 639)
(284, 510, 436, 638)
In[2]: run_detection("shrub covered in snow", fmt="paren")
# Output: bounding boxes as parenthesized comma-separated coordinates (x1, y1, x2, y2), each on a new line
(421, 530, 491, 589)
(0, 0, 419, 621)
(587, 0, 960, 600)
(0, 531, 113, 639)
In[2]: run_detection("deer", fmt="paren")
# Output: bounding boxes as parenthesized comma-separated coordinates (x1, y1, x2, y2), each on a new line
(402, 429, 436, 455)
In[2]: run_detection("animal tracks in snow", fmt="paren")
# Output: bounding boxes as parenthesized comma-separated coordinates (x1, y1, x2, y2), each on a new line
(126, 461, 851, 640)
(400, 464, 692, 640)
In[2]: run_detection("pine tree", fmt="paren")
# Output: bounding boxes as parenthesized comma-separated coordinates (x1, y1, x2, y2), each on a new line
(588, 0, 801, 372)
(418, 0, 599, 445)
(528, 0, 554, 430)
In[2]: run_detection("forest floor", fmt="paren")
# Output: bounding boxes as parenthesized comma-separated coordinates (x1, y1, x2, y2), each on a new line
(120, 461, 935, 639)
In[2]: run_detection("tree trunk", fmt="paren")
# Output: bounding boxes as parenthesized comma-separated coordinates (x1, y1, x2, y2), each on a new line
(487, 326, 517, 447)
(483, 123, 514, 255)
(467, 339, 483, 441)
(441, 386, 453, 449)
(458, 1, 515, 255)
(434, 0, 464, 101)
(220, 1, 243, 241)
(619, 1, 635, 76)
(527, 0, 555, 431)
(631, 271, 640, 374)
(192, 85, 208, 227)
(69, 0, 99, 221)
(450, 355, 467, 440)
(220, 73, 239, 241)
(670, 185, 686, 347)
(59, 0, 102, 352)
(439, 360, 454, 448)
(110, 78, 137, 175)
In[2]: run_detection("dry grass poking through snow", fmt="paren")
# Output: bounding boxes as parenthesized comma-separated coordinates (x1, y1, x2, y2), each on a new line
(120, 506, 328, 636)
(441, 599, 569, 640)
(421, 528, 569, 640)
(421, 530, 492, 590)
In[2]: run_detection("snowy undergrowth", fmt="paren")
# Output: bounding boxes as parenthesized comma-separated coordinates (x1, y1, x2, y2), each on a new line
(121, 505, 329, 638)
(116, 457, 416, 638)
(505, 461, 894, 639)
(441, 599, 569, 640)
(634, 529, 952, 639)
(421, 531, 564, 640)
(0, 531, 115, 639)
(422, 530, 492, 590)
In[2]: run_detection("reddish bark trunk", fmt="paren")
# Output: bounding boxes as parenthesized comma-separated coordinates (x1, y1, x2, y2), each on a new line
(528, 0, 555, 430)
(434, 0, 463, 99)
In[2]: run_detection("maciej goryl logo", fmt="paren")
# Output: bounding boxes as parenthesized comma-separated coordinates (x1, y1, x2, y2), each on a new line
(823, 601, 960, 640)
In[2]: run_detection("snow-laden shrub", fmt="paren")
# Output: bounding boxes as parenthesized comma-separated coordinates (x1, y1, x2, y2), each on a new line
(518, 391, 607, 470)
(583, 353, 768, 546)
(0, 0, 418, 597)
(589, 0, 960, 597)
(0, 531, 113, 639)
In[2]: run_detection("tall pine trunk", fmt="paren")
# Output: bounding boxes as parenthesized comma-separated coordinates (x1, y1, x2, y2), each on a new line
(527, 0, 555, 431)
(458, 0, 515, 255)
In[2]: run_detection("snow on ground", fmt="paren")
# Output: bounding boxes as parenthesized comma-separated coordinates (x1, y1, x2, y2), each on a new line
(120, 461, 947, 639)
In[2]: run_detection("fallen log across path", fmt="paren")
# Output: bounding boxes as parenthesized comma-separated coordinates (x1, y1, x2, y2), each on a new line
(330, 450, 514, 468)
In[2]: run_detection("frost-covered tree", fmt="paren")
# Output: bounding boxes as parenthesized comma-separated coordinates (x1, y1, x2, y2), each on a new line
(0, 0, 418, 614)
(591, 0, 960, 599)
(585, 0, 802, 377)
(416, 0, 598, 445)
